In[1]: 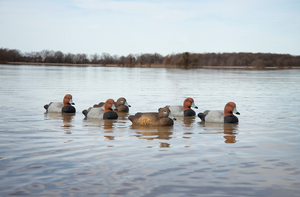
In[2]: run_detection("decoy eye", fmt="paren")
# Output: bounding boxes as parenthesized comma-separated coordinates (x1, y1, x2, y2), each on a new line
(163, 110, 167, 114)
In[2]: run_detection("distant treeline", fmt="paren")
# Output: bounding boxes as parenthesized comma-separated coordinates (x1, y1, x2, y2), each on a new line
(1, 48, 300, 68)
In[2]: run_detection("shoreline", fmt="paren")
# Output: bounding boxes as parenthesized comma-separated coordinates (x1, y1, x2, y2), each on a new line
(3, 62, 300, 69)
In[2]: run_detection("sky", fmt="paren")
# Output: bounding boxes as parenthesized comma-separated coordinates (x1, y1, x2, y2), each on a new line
(0, 0, 300, 56)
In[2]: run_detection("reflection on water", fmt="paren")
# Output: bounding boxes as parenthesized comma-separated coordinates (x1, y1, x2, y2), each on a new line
(44, 112, 75, 134)
(103, 120, 116, 140)
(223, 123, 238, 143)
(131, 124, 174, 140)
(1, 65, 300, 197)
(182, 116, 196, 127)
(199, 122, 238, 143)
(115, 112, 130, 120)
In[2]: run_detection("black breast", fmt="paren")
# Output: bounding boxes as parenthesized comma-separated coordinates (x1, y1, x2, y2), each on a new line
(224, 115, 239, 123)
(184, 109, 196, 116)
(103, 111, 118, 119)
(62, 106, 76, 113)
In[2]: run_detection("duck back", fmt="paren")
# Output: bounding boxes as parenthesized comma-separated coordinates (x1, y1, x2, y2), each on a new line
(167, 106, 184, 117)
(47, 102, 63, 113)
(204, 110, 224, 123)
(128, 113, 159, 126)
(128, 108, 174, 126)
(85, 107, 104, 119)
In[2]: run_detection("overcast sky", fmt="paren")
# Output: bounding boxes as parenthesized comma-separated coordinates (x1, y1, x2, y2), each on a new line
(0, 0, 299, 56)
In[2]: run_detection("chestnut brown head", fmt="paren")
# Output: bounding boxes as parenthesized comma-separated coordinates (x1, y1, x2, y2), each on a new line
(183, 97, 198, 111)
(224, 102, 240, 116)
(63, 94, 75, 107)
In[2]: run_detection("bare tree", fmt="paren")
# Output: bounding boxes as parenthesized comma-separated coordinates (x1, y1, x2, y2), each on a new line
(90, 53, 100, 64)
(54, 51, 64, 63)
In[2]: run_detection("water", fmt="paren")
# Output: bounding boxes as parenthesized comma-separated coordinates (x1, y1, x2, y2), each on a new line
(0, 64, 300, 197)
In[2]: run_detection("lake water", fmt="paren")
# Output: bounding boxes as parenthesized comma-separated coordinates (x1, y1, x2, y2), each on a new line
(0, 64, 300, 197)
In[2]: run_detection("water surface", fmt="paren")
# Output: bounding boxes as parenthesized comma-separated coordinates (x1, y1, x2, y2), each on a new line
(0, 65, 300, 196)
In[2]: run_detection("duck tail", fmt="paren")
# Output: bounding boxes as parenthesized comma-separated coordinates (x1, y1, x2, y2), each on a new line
(44, 104, 49, 110)
(128, 115, 134, 122)
(197, 113, 206, 121)
(82, 110, 88, 118)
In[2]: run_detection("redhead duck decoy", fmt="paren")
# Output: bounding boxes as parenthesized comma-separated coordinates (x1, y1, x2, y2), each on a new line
(166, 97, 198, 117)
(198, 102, 240, 123)
(128, 107, 176, 126)
(44, 94, 76, 113)
(115, 97, 131, 112)
(93, 102, 105, 108)
(82, 99, 118, 119)
(93, 97, 131, 112)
